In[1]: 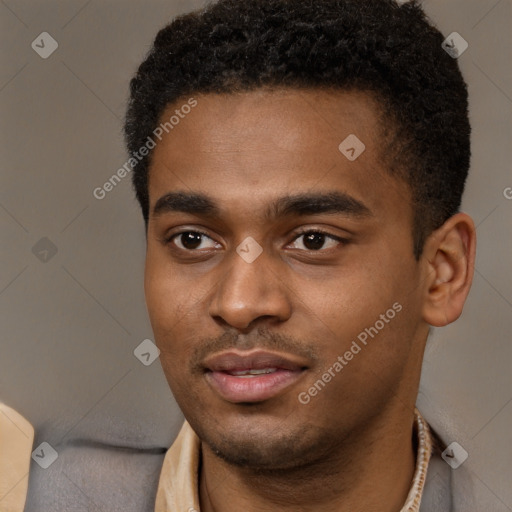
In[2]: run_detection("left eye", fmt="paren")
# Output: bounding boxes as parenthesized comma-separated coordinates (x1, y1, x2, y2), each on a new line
(289, 231, 343, 251)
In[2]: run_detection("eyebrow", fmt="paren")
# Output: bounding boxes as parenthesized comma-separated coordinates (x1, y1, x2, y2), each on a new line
(151, 190, 373, 221)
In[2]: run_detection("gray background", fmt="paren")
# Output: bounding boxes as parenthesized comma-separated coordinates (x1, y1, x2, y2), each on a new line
(1, 0, 511, 510)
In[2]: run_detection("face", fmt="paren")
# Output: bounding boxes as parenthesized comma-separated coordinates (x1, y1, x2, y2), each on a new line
(145, 89, 430, 470)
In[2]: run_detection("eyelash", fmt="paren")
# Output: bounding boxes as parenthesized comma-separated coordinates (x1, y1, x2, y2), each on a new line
(163, 228, 347, 252)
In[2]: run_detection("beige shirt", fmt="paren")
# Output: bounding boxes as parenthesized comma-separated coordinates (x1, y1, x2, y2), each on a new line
(0, 403, 34, 512)
(155, 408, 433, 512)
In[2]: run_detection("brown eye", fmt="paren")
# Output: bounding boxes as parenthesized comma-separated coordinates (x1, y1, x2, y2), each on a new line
(169, 231, 217, 251)
(290, 230, 344, 252)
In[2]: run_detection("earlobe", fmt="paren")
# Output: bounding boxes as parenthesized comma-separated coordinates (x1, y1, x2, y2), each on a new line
(422, 213, 476, 327)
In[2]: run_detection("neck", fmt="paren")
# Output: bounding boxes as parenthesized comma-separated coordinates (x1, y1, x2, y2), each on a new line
(199, 406, 417, 512)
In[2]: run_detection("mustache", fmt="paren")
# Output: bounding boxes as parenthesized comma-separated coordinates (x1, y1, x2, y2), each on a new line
(189, 326, 320, 373)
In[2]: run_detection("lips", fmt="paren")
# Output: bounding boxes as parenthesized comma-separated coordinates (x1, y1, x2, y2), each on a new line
(203, 350, 307, 403)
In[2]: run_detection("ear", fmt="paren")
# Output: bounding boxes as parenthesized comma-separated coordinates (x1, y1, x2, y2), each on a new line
(421, 212, 476, 327)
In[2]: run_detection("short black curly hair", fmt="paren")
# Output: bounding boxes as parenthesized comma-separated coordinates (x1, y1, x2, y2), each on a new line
(124, 0, 470, 259)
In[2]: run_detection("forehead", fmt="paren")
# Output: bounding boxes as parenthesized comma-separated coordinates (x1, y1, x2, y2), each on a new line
(147, 88, 410, 223)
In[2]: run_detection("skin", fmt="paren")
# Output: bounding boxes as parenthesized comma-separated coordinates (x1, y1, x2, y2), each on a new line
(144, 88, 476, 512)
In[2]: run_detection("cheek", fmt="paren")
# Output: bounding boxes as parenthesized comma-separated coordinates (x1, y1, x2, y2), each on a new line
(144, 268, 177, 328)
(144, 248, 196, 326)
(144, 268, 195, 390)
(304, 251, 422, 370)
(143, 257, 191, 369)
(297, 305, 420, 429)
(298, 261, 400, 337)
(143, 252, 208, 373)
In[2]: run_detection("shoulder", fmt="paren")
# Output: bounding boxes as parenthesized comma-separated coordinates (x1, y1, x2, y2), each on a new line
(420, 425, 476, 512)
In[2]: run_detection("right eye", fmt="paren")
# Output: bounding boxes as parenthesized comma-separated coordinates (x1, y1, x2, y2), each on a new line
(166, 230, 219, 251)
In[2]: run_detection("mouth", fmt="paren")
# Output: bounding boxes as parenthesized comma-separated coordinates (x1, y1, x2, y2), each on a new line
(203, 350, 308, 403)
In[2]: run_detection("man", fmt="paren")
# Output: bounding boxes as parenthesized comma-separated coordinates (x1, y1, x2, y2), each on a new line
(124, 0, 476, 510)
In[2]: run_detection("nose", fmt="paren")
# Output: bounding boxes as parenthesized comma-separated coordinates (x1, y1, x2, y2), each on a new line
(208, 247, 292, 331)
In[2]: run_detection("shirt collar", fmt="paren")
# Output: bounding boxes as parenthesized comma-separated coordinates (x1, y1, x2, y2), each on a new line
(401, 408, 433, 512)
(155, 408, 433, 512)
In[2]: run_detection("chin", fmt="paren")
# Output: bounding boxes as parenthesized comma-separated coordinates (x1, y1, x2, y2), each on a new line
(193, 416, 329, 471)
